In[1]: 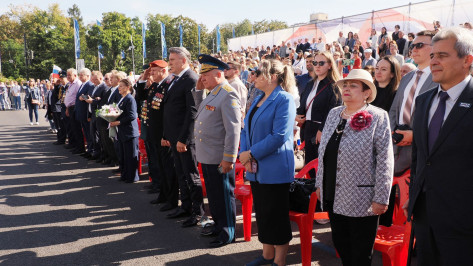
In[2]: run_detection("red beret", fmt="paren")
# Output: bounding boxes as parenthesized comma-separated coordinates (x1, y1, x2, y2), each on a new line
(149, 60, 168, 68)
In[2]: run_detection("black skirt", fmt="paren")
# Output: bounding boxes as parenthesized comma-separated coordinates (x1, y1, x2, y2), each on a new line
(250, 181, 292, 245)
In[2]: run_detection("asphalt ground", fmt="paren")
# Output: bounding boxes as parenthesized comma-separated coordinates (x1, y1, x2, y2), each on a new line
(0, 109, 388, 266)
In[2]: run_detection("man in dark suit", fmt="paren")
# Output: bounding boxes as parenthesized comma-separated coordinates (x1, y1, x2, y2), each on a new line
(302, 38, 311, 53)
(162, 47, 205, 226)
(85, 71, 108, 160)
(405, 27, 473, 266)
(96, 73, 117, 166)
(389, 30, 438, 175)
(137, 60, 178, 210)
(75, 68, 95, 157)
(107, 71, 127, 172)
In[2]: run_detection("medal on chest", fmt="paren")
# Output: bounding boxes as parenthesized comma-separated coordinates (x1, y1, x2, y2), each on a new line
(151, 91, 165, 110)
(140, 100, 149, 123)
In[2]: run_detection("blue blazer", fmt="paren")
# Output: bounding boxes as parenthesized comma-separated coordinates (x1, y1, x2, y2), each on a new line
(117, 93, 139, 142)
(239, 86, 296, 184)
(75, 81, 95, 122)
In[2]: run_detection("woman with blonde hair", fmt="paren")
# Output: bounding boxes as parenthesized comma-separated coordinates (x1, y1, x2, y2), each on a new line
(239, 59, 297, 266)
(296, 51, 343, 178)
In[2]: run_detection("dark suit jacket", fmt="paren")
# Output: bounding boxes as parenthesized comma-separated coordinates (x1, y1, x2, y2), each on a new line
(137, 77, 173, 143)
(303, 42, 311, 52)
(117, 93, 139, 142)
(162, 69, 199, 144)
(51, 84, 62, 113)
(88, 82, 109, 119)
(297, 77, 342, 135)
(388, 70, 438, 174)
(74, 81, 95, 122)
(408, 78, 473, 236)
(107, 87, 121, 105)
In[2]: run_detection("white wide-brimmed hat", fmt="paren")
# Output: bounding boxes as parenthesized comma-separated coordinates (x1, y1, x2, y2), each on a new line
(336, 69, 377, 103)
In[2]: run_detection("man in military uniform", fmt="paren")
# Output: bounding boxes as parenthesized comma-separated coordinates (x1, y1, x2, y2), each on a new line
(136, 60, 178, 210)
(193, 54, 241, 248)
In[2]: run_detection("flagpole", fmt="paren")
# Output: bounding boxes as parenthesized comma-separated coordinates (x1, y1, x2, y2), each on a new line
(98, 49, 101, 72)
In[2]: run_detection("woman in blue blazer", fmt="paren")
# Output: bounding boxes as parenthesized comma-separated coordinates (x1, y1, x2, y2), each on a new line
(26, 79, 41, 125)
(109, 79, 140, 183)
(239, 59, 297, 266)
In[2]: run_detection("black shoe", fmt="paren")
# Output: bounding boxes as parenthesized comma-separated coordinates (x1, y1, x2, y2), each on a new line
(160, 203, 176, 212)
(64, 144, 74, 149)
(112, 168, 121, 174)
(53, 141, 65, 145)
(166, 208, 190, 219)
(147, 188, 160, 194)
(96, 157, 105, 163)
(125, 180, 135, 183)
(80, 153, 91, 158)
(143, 184, 153, 189)
(200, 224, 217, 237)
(72, 149, 85, 154)
(150, 198, 164, 204)
(182, 215, 199, 228)
(208, 239, 229, 248)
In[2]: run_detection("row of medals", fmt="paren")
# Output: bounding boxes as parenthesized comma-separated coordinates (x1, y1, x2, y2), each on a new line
(140, 87, 165, 123)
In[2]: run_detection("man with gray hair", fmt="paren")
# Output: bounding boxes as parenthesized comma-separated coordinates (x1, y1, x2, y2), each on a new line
(162, 47, 205, 226)
(405, 27, 473, 265)
(64, 68, 83, 152)
(75, 68, 95, 157)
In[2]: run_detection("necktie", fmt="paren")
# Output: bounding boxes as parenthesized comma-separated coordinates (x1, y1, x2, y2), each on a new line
(402, 70, 423, 125)
(428, 91, 449, 152)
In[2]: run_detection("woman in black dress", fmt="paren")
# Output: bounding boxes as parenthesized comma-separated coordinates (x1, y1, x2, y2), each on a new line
(372, 56, 401, 112)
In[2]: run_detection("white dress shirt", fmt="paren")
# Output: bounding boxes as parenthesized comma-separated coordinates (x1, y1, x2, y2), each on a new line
(399, 66, 431, 124)
(428, 75, 471, 125)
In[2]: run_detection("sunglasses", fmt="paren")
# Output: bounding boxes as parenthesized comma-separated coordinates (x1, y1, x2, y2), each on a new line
(254, 70, 262, 77)
(409, 42, 430, 50)
(312, 61, 327, 66)
(104, 78, 109, 80)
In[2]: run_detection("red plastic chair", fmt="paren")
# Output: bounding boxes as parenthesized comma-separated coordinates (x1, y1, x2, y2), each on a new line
(374, 169, 412, 266)
(234, 162, 252, 241)
(137, 119, 147, 176)
(289, 159, 330, 266)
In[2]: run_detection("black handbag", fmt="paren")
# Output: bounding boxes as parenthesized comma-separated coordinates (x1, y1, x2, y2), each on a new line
(289, 178, 316, 213)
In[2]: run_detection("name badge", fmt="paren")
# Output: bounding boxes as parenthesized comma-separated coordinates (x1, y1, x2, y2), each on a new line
(205, 105, 216, 111)
(459, 102, 471, 108)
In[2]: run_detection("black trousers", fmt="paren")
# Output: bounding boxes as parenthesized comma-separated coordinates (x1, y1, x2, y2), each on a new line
(53, 112, 66, 143)
(170, 142, 204, 216)
(201, 164, 236, 243)
(303, 121, 320, 179)
(80, 120, 91, 153)
(329, 211, 379, 266)
(118, 137, 139, 182)
(89, 117, 100, 156)
(152, 142, 179, 206)
(68, 106, 84, 151)
(413, 192, 473, 266)
(62, 107, 72, 145)
(146, 141, 160, 189)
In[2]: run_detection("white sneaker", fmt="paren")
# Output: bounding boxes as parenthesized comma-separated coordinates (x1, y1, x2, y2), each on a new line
(35, 122, 39, 125)
(30, 122, 33, 126)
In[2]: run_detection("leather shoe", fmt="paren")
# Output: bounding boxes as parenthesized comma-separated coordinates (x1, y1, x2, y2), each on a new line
(166, 209, 190, 219)
(112, 168, 121, 173)
(200, 224, 217, 237)
(160, 203, 176, 212)
(182, 215, 199, 227)
(208, 239, 229, 248)
(149, 198, 166, 204)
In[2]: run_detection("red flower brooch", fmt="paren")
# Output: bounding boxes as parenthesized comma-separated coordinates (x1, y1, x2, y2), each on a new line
(350, 110, 373, 131)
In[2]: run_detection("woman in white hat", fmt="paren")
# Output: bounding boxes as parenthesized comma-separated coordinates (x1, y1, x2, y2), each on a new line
(315, 69, 394, 265)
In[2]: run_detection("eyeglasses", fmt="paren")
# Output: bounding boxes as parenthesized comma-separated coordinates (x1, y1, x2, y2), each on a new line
(410, 42, 430, 50)
(312, 61, 327, 66)
(104, 78, 109, 80)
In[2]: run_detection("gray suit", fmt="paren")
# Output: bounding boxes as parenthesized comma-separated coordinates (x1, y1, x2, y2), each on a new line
(194, 82, 241, 164)
(388, 70, 438, 174)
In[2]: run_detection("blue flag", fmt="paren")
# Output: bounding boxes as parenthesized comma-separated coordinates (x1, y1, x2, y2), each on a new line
(73, 19, 80, 59)
(142, 22, 146, 59)
(121, 50, 125, 59)
(251, 25, 254, 35)
(232, 27, 235, 38)
(179, 24, 183, 47)
(96, 20, 104, 59)
(216, 25, 221, 53)
(161, 22, 167, 59)
(198, 25, 201, 54)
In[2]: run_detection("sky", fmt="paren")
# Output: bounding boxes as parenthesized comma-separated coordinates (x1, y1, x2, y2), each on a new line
(3, 0, 427, 29)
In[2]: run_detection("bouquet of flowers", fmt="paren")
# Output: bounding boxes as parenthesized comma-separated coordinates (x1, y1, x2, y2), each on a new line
(96, 103, 122, 139)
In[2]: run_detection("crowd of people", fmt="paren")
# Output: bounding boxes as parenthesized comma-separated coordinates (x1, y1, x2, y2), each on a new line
(37, 24, 473, 266)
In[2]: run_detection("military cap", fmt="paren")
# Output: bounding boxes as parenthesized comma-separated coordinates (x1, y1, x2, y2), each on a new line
(59, 70, 67, 78)
(149, 60, 168, 68)
(198, 54, 229, 74)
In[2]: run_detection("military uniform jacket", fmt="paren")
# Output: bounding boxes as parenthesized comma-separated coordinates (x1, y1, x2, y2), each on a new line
(194, 82, 241, 164)
(141, 77, 173, 143)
